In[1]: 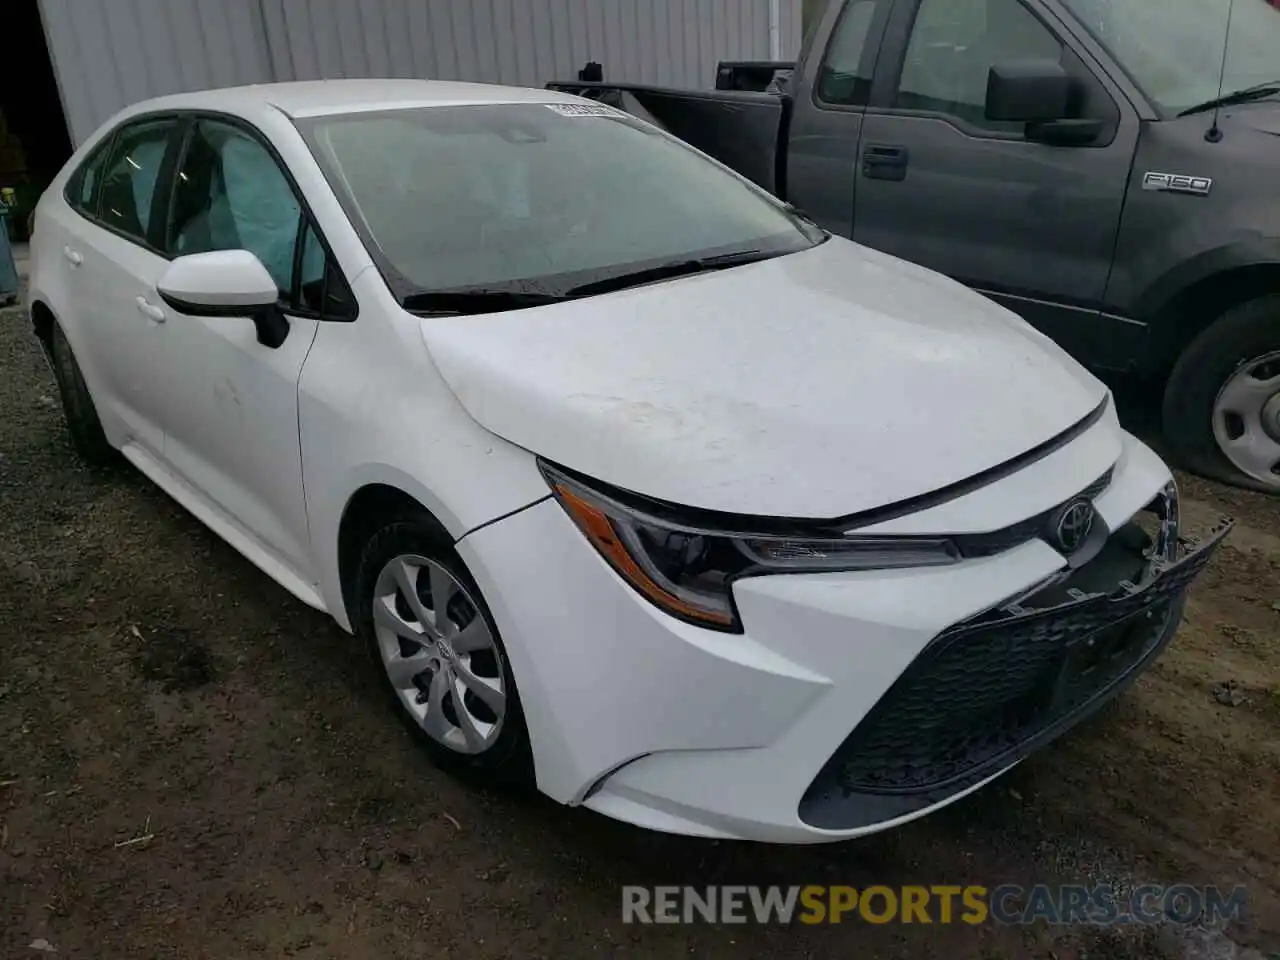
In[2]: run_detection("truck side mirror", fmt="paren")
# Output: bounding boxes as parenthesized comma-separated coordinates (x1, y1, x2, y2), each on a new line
(986, 59, 1071, 122)
(986, 59, 1104, 146)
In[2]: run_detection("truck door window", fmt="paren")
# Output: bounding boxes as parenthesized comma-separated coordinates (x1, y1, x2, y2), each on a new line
(817, 0, 883, 106)
(897, 0, 1063, 133)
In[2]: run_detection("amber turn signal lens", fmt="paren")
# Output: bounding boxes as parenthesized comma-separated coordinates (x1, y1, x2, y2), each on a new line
(552, 482, 736, 628)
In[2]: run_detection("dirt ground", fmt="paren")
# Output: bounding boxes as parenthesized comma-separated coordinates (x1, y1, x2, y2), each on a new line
(1, 302, 1277, 960)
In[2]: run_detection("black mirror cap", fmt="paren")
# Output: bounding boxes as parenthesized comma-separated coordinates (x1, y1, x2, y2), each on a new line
(986, 59, 1071, 122)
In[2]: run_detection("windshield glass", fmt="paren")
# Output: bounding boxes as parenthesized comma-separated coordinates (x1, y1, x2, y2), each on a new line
(1062, 0, 1280, 113)
(298, 103, 817, 300)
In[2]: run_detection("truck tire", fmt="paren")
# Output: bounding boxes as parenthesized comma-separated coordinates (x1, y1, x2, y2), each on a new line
(50, 324, 116, 466)
(1162, 294, 1280, 493)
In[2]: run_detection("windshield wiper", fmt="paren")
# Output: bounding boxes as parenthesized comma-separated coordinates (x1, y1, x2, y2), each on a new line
(564, 249, 778, 298)
(403, 289, 565, 316)
(1178, 80, 1280, 117)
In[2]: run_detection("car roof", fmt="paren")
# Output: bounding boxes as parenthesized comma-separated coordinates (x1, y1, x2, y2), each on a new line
(120, 78, 585, 122)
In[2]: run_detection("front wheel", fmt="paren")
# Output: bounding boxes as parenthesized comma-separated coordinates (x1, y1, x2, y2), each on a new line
(354, 517, 535, 787)
(1163, 295, 1280, 493)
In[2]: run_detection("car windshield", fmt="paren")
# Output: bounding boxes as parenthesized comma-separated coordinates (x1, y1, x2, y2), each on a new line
(1062, 0, 1280, 114)
(297, 102, 818, 303)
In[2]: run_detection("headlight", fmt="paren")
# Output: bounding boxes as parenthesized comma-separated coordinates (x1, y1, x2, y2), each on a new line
(540, 463, 960, 632)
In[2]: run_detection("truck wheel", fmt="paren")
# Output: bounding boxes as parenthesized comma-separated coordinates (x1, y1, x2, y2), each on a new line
(1162, 295, 1280, 493)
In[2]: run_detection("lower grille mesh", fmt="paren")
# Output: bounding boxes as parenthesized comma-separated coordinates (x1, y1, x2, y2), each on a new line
(801, 515, 1225, 804)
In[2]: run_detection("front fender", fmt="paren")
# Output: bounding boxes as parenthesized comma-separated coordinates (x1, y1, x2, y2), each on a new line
(298, 277, 554, 633)
(1133, 234, 1280, 324)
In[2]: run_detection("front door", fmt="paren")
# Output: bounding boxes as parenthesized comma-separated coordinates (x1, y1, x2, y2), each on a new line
(851, 0, 1141, 367)
(152, 117, 322, 577)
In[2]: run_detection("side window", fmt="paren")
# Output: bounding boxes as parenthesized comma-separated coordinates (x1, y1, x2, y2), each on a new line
(64, 139, 113, 217)
(297, 222, 356, 320)
(816, 1, 882, 106)
(896, 0, 1064, 132)
(97, 119, 176, 242)
(168, 120, 302, 297)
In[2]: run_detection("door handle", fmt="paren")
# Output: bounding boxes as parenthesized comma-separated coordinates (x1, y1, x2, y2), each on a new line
(62, 245, 83, 267)
(136, 296, 166, 323)
(862, 144, 909, 182)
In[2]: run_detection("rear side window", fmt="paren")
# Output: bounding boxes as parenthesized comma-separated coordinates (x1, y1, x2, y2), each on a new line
(97, 118, 178, 244)
(64, 139, 113, 216)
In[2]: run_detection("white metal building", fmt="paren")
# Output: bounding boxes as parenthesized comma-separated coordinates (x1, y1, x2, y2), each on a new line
(37, 0, 805, 148)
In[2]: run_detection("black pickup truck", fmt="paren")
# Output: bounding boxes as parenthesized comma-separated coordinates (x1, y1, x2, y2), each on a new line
(549, 0, 1280, 493)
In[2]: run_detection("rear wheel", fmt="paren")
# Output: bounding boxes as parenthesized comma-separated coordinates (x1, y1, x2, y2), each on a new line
(354, 516, 534, 787)
(1163, 295, 1280, 493)
(49, 324, 116, 466)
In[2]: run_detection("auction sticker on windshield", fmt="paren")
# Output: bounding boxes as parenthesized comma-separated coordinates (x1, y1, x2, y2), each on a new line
(543, 102, 627, 118)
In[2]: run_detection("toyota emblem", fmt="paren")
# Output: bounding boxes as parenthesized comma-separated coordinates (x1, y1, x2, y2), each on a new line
(1050, 499, 1095, 555)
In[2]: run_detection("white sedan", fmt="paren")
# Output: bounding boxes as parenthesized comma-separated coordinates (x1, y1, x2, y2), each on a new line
(28, 79, 1228, 843)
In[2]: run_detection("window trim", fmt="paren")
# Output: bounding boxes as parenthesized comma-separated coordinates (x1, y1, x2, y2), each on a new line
(811, 0, 895, 112)
(162, 109, 358, 323)
(64, 111, 186, 258)
(873, 0, 1120, 144)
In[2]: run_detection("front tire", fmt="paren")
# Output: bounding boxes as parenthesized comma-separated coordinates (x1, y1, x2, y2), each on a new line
(49, 324, 116, 466)
(1162, 295, 1280, 493)
(354, 516, 535, 788)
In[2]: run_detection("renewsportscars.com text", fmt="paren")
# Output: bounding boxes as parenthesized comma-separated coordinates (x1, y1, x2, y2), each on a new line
(621, 884, 1249, 926)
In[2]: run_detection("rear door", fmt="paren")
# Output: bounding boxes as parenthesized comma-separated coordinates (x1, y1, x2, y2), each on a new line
(850, 0, 1142, 367)
(38, 135, 112, 373)
(62, 115, 185, 455)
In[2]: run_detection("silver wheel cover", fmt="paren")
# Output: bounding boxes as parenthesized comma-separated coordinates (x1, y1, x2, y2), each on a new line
(372, 555, 507, 754)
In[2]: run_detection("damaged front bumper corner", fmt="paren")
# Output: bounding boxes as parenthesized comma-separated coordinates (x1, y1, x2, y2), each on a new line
(799, 482, 1233, 830)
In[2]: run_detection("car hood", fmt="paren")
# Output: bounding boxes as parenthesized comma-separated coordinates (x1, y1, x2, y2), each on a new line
(418, 237, 1107, 518)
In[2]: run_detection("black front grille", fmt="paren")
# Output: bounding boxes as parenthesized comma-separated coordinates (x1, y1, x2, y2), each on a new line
(952, 468, 1113, 559)
(798, 508, 1231, 829)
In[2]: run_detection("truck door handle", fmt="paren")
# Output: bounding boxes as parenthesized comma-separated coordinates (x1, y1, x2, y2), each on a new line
(863, 144, 909, 181)
(62, 246, 83, 267)
(136, 296, 166, 323)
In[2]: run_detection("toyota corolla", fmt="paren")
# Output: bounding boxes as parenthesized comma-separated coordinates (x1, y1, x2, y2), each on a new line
(27, 79, 1229, 843)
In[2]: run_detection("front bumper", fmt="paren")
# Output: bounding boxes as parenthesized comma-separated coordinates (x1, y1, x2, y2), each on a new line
(800, 498, 1229, 829)
(456, 431, 1230, 843)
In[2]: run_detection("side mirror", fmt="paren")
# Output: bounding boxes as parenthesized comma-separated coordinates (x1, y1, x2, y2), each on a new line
(986, 60, 1103, 146)
(157, 250, 290, 348)
(986, 59, 1071, 123)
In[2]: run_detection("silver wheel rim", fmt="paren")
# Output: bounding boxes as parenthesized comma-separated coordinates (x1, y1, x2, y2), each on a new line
(1212, 350, 1280, 488)
(372, 555, 507, 754)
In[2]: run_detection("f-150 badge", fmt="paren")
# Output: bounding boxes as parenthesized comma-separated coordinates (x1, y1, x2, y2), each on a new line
(1142, 172, 1213, 196)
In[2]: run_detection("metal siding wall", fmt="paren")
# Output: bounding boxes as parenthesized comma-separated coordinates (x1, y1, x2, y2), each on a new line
(39, 0, 273, 146)
(260, 0, 783, 89)
(780, 0, 805, 59)
(44, 0, 807, 146)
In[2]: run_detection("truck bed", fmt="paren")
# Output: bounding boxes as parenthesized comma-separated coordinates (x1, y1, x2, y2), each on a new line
(544, 81, 788, 197)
